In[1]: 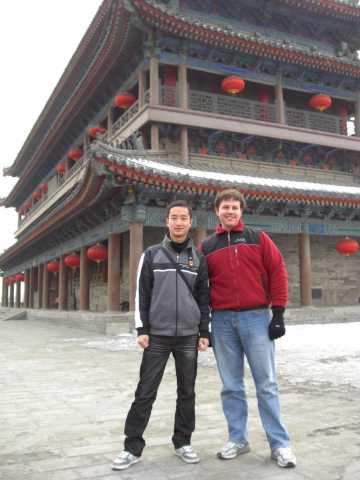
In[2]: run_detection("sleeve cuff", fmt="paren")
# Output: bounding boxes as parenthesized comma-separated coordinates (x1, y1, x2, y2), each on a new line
(199, 330, 210, 339)
(137, 327, 149, 336)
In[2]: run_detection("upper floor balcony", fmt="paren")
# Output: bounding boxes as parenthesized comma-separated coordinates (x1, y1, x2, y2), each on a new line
(16, 158, 86, 236)
(109, 82, 360, 155)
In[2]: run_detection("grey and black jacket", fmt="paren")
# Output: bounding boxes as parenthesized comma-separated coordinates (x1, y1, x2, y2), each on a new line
(135, 235, 210, 338)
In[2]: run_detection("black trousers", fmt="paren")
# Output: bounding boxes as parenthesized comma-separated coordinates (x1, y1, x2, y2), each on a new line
(124, 334, 198, 457)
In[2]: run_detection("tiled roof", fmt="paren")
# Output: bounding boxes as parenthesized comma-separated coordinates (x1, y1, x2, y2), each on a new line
(134, 0, 360, 76)
(96, 144, 360, 207)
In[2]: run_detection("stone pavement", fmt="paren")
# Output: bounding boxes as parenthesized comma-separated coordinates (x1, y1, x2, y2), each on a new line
(1, 313, 359, 480)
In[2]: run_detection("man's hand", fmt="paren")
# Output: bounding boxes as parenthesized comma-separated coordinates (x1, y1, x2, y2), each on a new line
(137, 335, 149, 349)
(198, 337, 209, 351)
(269, 307, 286, 340)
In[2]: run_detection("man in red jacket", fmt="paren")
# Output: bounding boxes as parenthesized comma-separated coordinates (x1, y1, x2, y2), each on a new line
(201, 188, 296, 468)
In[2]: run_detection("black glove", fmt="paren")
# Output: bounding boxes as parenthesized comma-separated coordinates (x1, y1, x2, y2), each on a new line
(269, 306, 286, 340)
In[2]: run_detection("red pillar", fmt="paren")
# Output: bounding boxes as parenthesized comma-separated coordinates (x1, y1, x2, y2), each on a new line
(129, 223, 144, 311)
(58, 255, 68, 310)
(80, 246, 90, 311)
(107, 233, 121, 311)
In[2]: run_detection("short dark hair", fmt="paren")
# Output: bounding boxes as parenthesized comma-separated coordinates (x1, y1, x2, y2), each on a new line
(214, 189, 246, 210)
(166, 200, 193, 218)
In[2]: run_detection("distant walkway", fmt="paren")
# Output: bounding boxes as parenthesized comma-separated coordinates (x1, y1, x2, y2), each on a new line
(0, 316, 359, 479)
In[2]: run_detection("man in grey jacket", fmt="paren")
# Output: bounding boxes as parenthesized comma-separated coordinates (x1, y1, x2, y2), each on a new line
(112, 200, 210, 471)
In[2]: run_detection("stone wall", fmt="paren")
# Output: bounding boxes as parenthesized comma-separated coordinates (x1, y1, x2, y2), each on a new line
(311, 235, 360, 307)
(272, 233, 301, 308)
(272, 233, 360, 308)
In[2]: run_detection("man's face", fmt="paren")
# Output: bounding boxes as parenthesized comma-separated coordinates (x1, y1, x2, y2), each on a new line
(216, 198, 242, 230)
(166, 206, 192, 242)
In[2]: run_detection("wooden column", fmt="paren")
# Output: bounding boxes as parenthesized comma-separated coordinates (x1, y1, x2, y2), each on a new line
(29, 268, 35, 308)
(58, 255, 68, 311)
(193, 227, 207, 248)
(5, 281, 9, 307)
(1, 277, 6, 307)
(80, 246, 90, 311)
(355, 91, 360, 136)
(299, 233, 312, 306)
(37, 265, 43, 309)
(138, 69, 146, 107)
(275, 75, 286, 125)
(15, 280, 21, 308)
(180, 127, 189, 166)
(178, 63, 189, 165)
(129, 223, 144, 311)
(179, 63, 188, 108)
(42, 264, 49, 309)
(24, 269, 30, 308)
(150, 124, 160, 150)
(9, 282, 14, 308)
(107, 233, 121, 311)
(149, 56, 159, 106)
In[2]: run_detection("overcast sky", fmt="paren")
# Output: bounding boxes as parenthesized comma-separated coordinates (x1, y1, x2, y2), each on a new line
(0, 0, 103, 260)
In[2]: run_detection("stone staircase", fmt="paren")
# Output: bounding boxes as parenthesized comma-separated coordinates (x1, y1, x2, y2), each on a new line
(0, 308, 27, 321)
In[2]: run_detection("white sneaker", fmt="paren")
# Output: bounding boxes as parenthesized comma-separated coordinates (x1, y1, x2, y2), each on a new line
(112, 450, 140, 470)
(217, 441, 250, 460)
(175, 445, 200, 464)
(271, 447, 296, 468)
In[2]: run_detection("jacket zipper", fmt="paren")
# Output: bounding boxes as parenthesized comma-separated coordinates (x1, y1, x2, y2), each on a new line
(175, 253, 179, 337)
(227, 231, 239, 305)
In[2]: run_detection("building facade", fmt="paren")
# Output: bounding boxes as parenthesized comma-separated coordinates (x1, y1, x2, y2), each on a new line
(1, 0, 360, 312)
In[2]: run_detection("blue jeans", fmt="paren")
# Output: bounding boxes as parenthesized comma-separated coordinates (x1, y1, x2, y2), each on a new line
(212, 309, 290, 449)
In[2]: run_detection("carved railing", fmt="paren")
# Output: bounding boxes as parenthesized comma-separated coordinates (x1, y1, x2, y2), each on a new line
(18, 158, 87, 229)
(285, 108, 344, 135)
(110, 85, 353, 141)
(187, 153, 355, 186)
(111, 99, 140, 134)
(188, 88, 277, 123)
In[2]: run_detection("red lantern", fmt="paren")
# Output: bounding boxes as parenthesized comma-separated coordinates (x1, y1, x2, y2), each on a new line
(47, 261, 60, 273)
(309, 94, 332, 112)
(64, 253, 80, 269)
(56, 163, 66, 175)
(87, 243, 108, 264)
(336, 237, 359, 257)
(39, 182, 48, 193)
(115, 92, 136, 110)
(88, 127, 106, 138)
(32, 190, 42, 201)
(221, 76, 245, 95)
(15, 273, 25, 282)
(68, 149, 83, 161)
(9, 275, 17, 284)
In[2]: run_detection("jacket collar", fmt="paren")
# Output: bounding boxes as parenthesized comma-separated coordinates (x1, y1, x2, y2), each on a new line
(162, 234, 194, 251)
(215, 220, 245, 235)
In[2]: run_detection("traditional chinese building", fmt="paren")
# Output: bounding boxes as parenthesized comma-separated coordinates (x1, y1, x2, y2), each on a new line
(1, 0, 360, 315)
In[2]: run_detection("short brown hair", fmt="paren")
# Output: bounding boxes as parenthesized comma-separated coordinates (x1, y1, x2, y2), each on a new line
(166, 200, 193, 218)
(214, 189, 246, 210)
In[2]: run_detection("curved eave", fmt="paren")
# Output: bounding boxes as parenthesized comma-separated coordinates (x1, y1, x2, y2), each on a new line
(133, 0, 360, 78)
(0, 168, 104, 266)
(276, 0, 360, 21)
(96, 155, 360, 209)
(4, 0, 132, 206)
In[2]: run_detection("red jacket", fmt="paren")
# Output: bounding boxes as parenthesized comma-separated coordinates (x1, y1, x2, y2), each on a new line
(201, 221, 288, 311)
